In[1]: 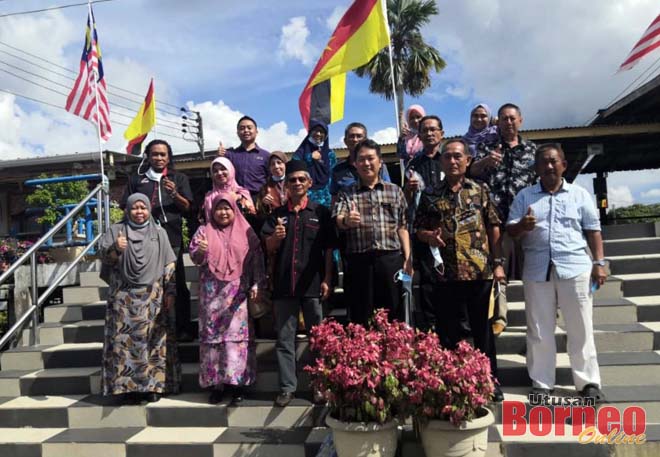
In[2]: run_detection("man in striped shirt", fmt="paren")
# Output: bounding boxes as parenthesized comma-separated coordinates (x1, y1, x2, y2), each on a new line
(333, 139, 413, 325)
(507, 143, 607, 402)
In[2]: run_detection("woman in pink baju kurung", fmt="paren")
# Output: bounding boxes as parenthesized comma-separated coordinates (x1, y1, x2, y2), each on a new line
(189, 192, 265, 404)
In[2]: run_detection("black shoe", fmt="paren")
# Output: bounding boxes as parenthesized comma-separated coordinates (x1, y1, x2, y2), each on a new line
(122, 393, 141, 405)
(231, 387, 245, 405)
(492, 385, 504, 403)
(580, 384, 606, 403)
(177, 330, 194, 343)
(208, 389, 224, 405)
(275, 391, 294, 407)
(145, 393, 161, 403)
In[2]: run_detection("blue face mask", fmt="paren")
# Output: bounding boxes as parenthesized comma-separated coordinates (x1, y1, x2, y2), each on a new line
(271, 174, 285, 182)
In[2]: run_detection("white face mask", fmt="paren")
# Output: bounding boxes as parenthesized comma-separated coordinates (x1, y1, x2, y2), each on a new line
(145, 168, 163, 182)
(308, 135, 324, 148)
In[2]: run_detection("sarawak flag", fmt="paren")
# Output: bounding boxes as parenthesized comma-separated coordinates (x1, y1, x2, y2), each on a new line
(123, 79, 156, 155)
(65, 6, 112, 141)
(299, 0, 390, 128)
(619, 13, 660, 71)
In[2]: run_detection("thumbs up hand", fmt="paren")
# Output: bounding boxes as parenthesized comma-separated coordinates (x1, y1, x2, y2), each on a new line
(116, 229, 127, 252)
(345, 201, 361, 228)
(274, 217, 286, 240)
(217, 140, 226, 157)
(428, 228, 446, 248)
(520, 206, 536, 231)
(311, 150, 322, 161)
(197, 231, 208, 254)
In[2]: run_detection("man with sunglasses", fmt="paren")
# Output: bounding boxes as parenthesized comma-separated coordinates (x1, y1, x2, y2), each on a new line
(262, 160, 336, 407)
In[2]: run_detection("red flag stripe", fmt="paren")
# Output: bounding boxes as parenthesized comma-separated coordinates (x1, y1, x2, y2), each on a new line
(619, 13, 660, 71)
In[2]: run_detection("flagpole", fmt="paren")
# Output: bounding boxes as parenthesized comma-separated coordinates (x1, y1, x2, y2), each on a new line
(87, 0, 105, 180)
(381, 0, 403, 183)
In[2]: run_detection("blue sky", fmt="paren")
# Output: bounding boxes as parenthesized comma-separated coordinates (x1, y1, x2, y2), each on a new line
(0, 0, 659, 207)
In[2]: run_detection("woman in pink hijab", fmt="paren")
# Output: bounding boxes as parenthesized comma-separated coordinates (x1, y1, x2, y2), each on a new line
(190, 193, 266, 405)
(202, 157, 255, 223)
(396, 104, 426, 165)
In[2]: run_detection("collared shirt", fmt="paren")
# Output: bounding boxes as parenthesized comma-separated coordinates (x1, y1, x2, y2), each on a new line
(225, 143, 271, 194)
(333, 180, 407, 254)
(506, 180, 601, 282)
(330, 160, 391, 196)
(121, 170, 193, 248)
(405, 150, 444, 191)
(415, 178, 500, 281)
(472, 136, 536, 222)
(261, 199, 336, 298)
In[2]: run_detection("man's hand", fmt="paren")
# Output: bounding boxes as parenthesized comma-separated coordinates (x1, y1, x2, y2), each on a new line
(518, 206, 536, 232)
(217, 141, 226, 157)
(403, 256, 413, 276)
(345, 201, 361, 228)
(406, 174, 420, 193)
(248, 288, 258, 302)
(262, 194, 275, 207)
(116, 229, 127, 252)
(592, 265, 607, 287)
(162, 177, 177, 196)
(274, 217, 286, 240)
(427, 228, 445, 248)
(320, 280, 331, 301)
(311, 150, 322, 161)
(493, 265, 506, 283)
(482, 145, 503, 168)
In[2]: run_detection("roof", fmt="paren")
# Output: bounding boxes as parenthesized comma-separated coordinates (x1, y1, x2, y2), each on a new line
(591, 74, 660, 125)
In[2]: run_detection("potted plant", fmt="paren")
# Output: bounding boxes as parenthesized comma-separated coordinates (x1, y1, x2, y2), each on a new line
(305, 309, 414, 457)
(407, 335, 496, 457)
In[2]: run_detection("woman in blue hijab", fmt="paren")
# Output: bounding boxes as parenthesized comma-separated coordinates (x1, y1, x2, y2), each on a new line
(292, 120, 336, 207)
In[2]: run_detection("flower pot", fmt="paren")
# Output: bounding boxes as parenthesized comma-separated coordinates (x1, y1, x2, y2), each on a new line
(326, 415, 398, 457)
(418, 407, 494, 457)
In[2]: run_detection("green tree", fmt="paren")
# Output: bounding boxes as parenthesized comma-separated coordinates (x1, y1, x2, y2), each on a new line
(608, 203, 660, 224)
(25, 175, 90, 227)
(354, 0, 446, 121)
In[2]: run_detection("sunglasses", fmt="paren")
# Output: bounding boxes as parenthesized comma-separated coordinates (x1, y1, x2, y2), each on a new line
(287, 176, 308, 183)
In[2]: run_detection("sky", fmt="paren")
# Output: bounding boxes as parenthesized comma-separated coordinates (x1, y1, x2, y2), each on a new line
(0, 0, 659, 208)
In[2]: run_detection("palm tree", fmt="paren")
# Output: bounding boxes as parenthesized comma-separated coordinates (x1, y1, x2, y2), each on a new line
(354, 0, 446, 123)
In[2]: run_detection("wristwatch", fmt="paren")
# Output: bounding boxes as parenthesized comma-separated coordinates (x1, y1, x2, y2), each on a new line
(492, 257, 506, 267)
(592, 259, 606, 267)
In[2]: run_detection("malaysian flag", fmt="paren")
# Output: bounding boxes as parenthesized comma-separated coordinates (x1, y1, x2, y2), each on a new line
(65, 6, 112, 140)
(618, 13, 660, 72)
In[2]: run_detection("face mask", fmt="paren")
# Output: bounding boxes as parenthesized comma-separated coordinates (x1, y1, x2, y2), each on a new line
(308, 135, 324, 148)
(271, 174, 285, 182)
(145, 168, 163, 182)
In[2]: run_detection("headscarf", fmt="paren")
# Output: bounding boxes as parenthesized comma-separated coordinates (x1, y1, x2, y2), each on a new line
(99, 193, 176, 287)
(205, 192, 259, 282)
(203, 157, 252, 222)
(463, 103, 499, 157)
(293, 119, 330, 190)
(267, 151, 287, 204)
(403, 104, 426, 158)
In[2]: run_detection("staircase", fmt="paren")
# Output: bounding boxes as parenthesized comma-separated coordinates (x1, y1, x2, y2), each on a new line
(1, 223, 660, 456)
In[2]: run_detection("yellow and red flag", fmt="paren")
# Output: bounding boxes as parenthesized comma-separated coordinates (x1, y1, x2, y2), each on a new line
(298, 0, 390, 128)
(124, 78, 156, 155)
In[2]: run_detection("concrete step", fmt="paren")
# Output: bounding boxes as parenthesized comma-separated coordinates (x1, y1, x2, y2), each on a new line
(608, 254, 660, 275)
(628, 296, 660, 322)
(504, 279, 623, 303)
(602, 222, 659, 240)
(62, 282, 200, 303)
(616, 273, 660, 297)
(1, 339, 314, 371)
(506, 298, 639, 327)
(604, 237, 660, 257)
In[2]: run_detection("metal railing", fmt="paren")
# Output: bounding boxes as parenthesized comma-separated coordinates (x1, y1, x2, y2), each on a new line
(0, 177, 109, 351)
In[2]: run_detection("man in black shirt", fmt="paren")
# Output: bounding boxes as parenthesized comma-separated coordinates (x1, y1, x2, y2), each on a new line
(262, 160, 335, 407)
(121, 139, 194, 341)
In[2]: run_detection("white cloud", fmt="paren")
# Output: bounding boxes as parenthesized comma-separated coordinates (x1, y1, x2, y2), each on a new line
(371, 127, 398, 145)
(278, 16, 317, 66)
(609, 185, 634, 209)
(641, 188, 660, 200)
(446, 85, 470, 99)
(326, 5, 348, 30)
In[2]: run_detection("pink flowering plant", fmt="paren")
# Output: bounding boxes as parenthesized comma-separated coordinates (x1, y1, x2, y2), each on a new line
(0, 238, 52, 265)
(304, 309, 415, 424)
(407, 334, 495, 426)
(305, 308, 495, 427)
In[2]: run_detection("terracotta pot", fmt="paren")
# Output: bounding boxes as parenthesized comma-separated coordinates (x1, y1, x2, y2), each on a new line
(418, 407, 494, 457)
(325, 415, 398, 457)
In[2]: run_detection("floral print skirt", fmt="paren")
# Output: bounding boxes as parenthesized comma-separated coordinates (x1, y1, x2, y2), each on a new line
(199, 341, 256, 388)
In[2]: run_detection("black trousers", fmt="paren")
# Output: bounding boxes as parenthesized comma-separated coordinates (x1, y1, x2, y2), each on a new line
(432, 280, 498, 379)
(172, 246, 191, 335)
(344, 250, 403, 326)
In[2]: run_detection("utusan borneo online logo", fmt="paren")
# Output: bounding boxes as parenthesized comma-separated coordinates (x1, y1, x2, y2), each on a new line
(501, 392, 647, 445)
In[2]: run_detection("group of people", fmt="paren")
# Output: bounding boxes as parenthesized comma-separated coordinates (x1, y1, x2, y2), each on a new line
(99, 103, 607, 407)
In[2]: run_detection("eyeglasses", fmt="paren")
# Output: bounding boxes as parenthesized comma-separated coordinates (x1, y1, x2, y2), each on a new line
(287, 176, 308, 183)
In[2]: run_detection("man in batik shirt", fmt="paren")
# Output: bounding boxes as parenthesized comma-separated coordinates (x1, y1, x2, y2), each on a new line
(415, 138, 505, 402)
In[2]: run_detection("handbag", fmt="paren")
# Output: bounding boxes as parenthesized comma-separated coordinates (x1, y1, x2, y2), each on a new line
(248, 288, 272, 319)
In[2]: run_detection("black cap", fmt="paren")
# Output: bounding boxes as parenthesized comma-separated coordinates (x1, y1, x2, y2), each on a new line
(285, 159, 309, 176)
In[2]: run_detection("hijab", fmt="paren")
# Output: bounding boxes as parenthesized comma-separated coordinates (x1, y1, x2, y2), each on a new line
(205, 192, 259, 282)
(463, 103, 499, 157)
(203, 157, 252, 222)
(293, 119, 330, 190)
(403, 104, 426, 158)
(99, 193, 175, 287)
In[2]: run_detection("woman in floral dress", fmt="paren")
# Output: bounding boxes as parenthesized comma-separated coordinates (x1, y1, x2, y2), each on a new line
(99, 193, 181, 404)
(189, 192, 266, 404)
